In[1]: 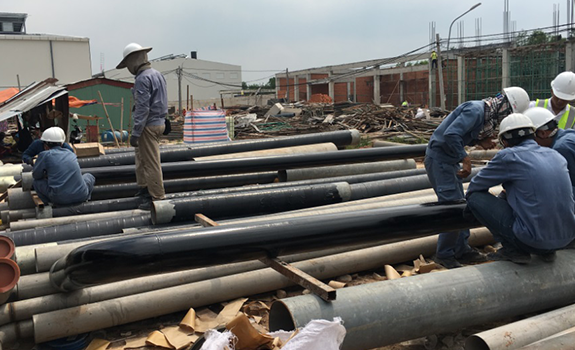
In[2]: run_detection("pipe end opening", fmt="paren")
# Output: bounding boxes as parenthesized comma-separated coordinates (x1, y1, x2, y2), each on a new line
(269, 300, 297, 332)
(464, 335, 490, 350)
(0, 257, 20, 293)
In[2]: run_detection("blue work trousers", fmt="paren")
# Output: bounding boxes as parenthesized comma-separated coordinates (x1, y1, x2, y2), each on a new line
(424, 155, 472, 259)
(34, 173, 95, 206)
(466, 191, 554, 255)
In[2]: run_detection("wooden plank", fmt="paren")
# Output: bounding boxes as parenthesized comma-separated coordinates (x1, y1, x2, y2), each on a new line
(194, 213, 220, 227)
(259, 256, 337, 301)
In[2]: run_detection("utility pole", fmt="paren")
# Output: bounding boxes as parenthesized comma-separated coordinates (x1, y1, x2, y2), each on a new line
(436, 34, 446, 110)
(177, 66, 183, 113)
(286, 68, 290, 103)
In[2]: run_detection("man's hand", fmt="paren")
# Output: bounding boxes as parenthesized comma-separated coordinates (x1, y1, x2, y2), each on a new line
(130, 136, 139, 148)
(457, 156, 472, 178)
(476, 138, 497, 150)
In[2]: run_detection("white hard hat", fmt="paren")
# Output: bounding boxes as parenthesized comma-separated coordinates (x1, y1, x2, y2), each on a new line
(524, 107, 557, 130)
(551, 71, 575, 101)
(41, 127, 66, 144)
(498, 113, 536, 138)
(116, 43, 152, 69)
(503, 87, 530, 113)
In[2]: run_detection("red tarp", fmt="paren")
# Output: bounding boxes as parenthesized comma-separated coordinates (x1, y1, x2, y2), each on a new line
(0, 88, 20, 103)
(68, 96, 97, 108)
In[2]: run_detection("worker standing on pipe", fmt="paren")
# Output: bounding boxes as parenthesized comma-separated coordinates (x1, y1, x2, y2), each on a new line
(529, 71, 575, 129)
(425, 87, 530, 269)
(116, 43, 167, 210)
(524, 107, 575, 193)
(466, 114, 575, 264)
(32, 127, 95, 206)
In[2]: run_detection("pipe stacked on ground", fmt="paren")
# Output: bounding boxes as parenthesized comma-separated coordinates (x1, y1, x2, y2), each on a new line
(268, 251, 575, 350)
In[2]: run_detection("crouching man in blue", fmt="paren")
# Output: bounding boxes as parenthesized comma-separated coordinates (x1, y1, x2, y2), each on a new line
(425, 87, 530, 269)
(466, 114, 575, 263)
(32, 127, 95, 206)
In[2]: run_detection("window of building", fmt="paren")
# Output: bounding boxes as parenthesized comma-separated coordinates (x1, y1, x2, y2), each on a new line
(216, 73, 225, 79)
(230, 73, 238, 79)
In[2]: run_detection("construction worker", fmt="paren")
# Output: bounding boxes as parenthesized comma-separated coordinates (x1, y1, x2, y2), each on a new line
(430, 50, 438, 70)
(22, 128, 74, 165)
(32, 127, 95, 206)
(116, 43, 167, 210)
(466, 114, 575, 264)
(524, 107, 575, 193)
(425, 86, 530, 269)
(530, 71, 575, 129)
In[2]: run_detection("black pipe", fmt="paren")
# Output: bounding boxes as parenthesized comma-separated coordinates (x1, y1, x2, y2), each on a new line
(82, 145, 427, 183)
(2, 214, 151, 247)
(50, 202, 479, 291)
(90, 172, 279, 200)
(152, 182, 350, 224)
(77, 130, 359, 167)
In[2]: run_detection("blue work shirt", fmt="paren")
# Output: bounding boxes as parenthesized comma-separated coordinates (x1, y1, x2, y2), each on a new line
(132, 68, 168, 138)
(22, 139, 73, 164)
(553, 129, 575, 193)
(32, 146, 91, 205)
(426, 101, 485, 164)
(467, 139, 575, 250)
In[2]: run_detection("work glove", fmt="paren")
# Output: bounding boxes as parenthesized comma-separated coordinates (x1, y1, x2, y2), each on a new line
(130, 136, 139, 148)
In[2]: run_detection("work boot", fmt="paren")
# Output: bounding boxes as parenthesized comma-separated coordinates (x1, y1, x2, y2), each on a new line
(536, 251, 557, 263)
(487, 247, 531, 264)
(138, 198, 153, 211)
(134, 187, 150, 198)
(433, 256, 463, 269)
(457, 248, 488, 264)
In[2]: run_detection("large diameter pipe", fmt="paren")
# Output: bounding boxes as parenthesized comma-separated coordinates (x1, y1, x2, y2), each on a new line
(268, 251, 575, 350)
(0, 258, 20, 304)
(90, 172, 279, 201)
(0, 164, 23, 178)
(3, 214, 152, 247)
(9, 209, 148, 231)
(32, 231, 486, 344)
(0, 229, 493, 327)
(77, 130, 360, 167)
(0, 320, 33, 350)
(278, 159, 416, 181)
(152, 182, 352, 224)
(50, 202, 479, 291)
(465, 303, 575, 350)
(0, 236, 14, 259)
(518, 328, 575, 349)
(7, 188, 34, 211)
(82, 145, 427, 182)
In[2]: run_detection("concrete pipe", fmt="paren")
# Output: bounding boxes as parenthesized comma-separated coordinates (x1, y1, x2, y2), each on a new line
(152, 182, 352, 224)
(0, 236, 14, 259)
(50, 202, 480, 291)
(30, 230, 488, 344)
(466, 303, 575, 350)
(278, 159, 416, 182)
(0, 258, 20, 304)
(20, 172, 32, 192)
(518, 327, 575, 349)
(9, 209, 148, 231)
(194, 143, 338, 161)
(7, 188, 34, 211)
(0, 229, 492, 327)
(268, 251, 575, 350)
(13, 243, 56, 276)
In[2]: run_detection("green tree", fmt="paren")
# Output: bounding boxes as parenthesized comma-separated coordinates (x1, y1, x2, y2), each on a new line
(242, 82, 248, 89)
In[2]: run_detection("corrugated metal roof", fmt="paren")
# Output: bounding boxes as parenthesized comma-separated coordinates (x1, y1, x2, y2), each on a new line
(0, 79, 67, 122)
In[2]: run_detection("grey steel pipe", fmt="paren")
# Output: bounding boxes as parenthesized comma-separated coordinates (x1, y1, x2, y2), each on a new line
(3, 214, 152, 247)
(152, 182, 352, 224)
(0, 320, 33, 350)
(8, 272, 56, 302)
(30, 231, 486, 344)
(0, 164, 24, 178)
(9, 209, 148, 231)
(518, 328, 575, 349)
(77, 130, 360, 167)
(3, 209, 36, 224)
(465, 303, 575, 350)
(7, 188, 34, 211)
(194, 143, 337, 161)
(278, 159, 416, 181)
(268, 251, 575, 350)
(468, 150, 499, 160)
(82, 144, 427, 183)
(0, 228, 492, 327)
(13, 244, 56, 276)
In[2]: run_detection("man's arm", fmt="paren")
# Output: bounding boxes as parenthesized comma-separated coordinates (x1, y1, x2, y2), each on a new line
(442, 104, 483, 162)
(132, 76, 152, 138)
(466, 152, 510, 197)
(32, 152, 49, 180)
(22, 140, 43, 164)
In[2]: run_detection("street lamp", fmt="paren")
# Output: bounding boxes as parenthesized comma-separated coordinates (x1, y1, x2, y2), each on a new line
(446, 3, 482, 51)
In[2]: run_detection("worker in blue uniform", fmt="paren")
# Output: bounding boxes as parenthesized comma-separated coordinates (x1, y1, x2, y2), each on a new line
(32, 127, 95, 206)
(466, 114, 575, 263)
(425, 87, 530, 269)
(524, 107, 575, 194)
(22, 131, 74, 165)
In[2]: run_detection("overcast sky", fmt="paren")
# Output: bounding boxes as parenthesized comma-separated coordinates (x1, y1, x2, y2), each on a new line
(3, 0, 567, 84)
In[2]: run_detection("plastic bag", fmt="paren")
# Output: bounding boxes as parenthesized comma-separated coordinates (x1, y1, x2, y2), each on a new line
(199, 329, 236, 350)
(270, 317, 346, 350)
